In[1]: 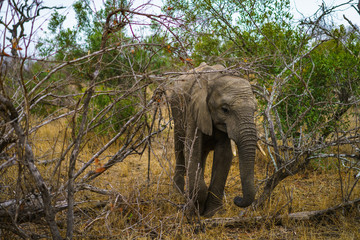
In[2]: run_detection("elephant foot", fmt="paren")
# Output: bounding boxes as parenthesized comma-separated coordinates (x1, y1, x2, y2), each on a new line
(202, 203, 223, 217)
(184, 184, 208, 217)
(202, 192, 224, 217)
(183, 202, 221, 218)
(183, 200, 201, 218)
(233, 195, 254, 208)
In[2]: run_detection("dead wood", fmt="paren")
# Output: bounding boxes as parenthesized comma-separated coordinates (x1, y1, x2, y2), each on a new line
(0, 199, 69, 224)
(0, 198, 109, 225)
(202, 198, 360, 228)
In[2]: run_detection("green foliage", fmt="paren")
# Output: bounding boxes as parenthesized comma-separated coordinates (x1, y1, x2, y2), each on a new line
(164, 0, 293, 56)
(163, 0, 359, 141)
(234, 0, 292, 30)
(36, 0, 360, 140)
(165, 0, 359, 140)
(38, 0, 104, 59)
(48, 10, 66, 33)
(34, 0, 176, 136)
(92, 95, 138, 134)
(192, 34, 222, 65)
(75, 85, 138, 135)
(73, 0, 92, 31)
(277, 26, 360, 135)
(37, 0, 167, 83)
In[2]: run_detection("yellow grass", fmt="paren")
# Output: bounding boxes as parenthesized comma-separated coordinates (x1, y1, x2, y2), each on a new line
(2, 117, 359, 239)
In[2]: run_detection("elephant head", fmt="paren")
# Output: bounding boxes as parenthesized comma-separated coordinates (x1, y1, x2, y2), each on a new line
(190, 69, 257, 208)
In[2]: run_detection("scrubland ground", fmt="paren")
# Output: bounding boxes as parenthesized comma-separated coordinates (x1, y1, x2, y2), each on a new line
(2, 119, 360, 240)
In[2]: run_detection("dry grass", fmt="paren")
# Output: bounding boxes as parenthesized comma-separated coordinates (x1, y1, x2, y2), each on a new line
(2, 118, 359, 239)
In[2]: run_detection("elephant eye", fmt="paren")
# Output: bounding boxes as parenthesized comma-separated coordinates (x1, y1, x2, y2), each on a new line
(221, 106, 230, 114)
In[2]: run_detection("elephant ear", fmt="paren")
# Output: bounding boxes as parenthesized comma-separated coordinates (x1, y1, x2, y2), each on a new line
(190, 77, 213, 136)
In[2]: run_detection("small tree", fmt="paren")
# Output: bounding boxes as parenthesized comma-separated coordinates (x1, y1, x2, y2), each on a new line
(162, 0, 360, 208)
(0, 1, 179, 238)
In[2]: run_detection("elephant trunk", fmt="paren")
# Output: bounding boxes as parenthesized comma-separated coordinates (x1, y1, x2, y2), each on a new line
(232, 122, 257, 208)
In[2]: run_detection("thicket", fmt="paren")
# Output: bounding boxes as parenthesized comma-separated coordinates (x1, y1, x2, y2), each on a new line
(0, 0, 359, 239)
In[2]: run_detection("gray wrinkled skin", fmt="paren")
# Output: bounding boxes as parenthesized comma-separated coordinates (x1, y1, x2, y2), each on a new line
(170, 63, 257, 217)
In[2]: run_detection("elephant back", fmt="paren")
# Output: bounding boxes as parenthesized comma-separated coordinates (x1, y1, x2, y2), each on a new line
(175, 63, 225, 90)
(170, 63, 227, 106)
(194, 62, 225, 73)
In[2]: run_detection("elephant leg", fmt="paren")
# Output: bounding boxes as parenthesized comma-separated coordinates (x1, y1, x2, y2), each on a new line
(186, 132, 209, 215)
(173, 131, 185, 193)
(171, 97, 186, 193)
(203, 133, 232, 217)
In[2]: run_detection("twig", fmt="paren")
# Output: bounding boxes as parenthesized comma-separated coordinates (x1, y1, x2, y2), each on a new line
(203, 198, 360, 228)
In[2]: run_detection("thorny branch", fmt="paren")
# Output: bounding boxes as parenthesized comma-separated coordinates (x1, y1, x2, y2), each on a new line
(0, 0, 64, 56)
(237, 1, 360, 207)
(0, 2, 178, 239)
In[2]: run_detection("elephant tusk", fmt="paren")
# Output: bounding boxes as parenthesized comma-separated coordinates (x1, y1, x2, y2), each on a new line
(231, 140, 266, 157)
(257, 142, 266, 156)
(231, 140, 237, 157)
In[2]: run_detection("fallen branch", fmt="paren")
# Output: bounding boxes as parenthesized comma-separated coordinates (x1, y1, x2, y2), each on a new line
(202, 198, 360, 228)
(0, 198, 69, 224)
(0, 198, 108, 225)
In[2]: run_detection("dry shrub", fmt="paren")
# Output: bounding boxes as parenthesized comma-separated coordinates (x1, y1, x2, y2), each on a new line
(1, 109, 359, 239)
(53, 131, 358, 239)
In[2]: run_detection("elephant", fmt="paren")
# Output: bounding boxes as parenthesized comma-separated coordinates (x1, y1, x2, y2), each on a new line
(170, 62, 257, 217)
